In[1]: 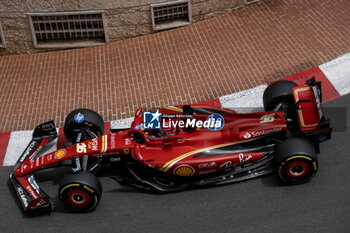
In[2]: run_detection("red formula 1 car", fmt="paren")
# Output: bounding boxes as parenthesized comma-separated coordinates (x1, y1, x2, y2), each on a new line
(9, 78, 332, 213)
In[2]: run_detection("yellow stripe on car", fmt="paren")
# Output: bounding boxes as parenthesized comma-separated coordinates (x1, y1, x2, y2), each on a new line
(164, 106, 183, 113)
(159, 138, 258, 172)
(100, 135, 107, 153)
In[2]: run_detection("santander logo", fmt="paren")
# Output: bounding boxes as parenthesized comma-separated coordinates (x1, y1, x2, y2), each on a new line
(243, 128, 282, 139)
(243, 132, 252, 139)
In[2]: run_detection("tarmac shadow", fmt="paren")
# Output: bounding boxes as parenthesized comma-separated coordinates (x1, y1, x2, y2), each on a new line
(259, 173, 285, 187)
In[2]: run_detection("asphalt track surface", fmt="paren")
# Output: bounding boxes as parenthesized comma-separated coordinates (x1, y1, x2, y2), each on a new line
(0, 95, 349, 233)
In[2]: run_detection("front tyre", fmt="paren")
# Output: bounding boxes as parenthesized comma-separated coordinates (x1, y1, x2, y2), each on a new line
(64, 108, 105, 144)
(274, 138, 318, 185)
(59, 171, 102, 212)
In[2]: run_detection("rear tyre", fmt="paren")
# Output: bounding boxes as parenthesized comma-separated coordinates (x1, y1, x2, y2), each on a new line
(274, 138, 318, 185)
(58, 171, 102, 212)
(64, 109, 104, 143)
(263, 80, 297, 111)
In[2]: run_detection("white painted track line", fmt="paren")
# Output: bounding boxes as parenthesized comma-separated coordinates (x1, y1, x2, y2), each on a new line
(3, 130, 33, 166)
(319, 53, 350, 96)
(110, 117, 134, 129)
(219, 84, 267, 112)
(3, 130, 58, 166)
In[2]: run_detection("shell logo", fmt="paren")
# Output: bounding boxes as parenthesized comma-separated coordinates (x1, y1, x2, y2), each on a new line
(173, 165, 195, 176)
(55, 149, 66, 159)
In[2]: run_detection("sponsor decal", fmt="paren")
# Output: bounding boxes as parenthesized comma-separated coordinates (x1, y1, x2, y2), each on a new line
(238, 153, 252, 164)
(28, 176, 40, 194)
(88, 138, 99, 151)
(40, 154, 45, 165)
(123, 148, 130, 154)
(159, 138, 260, 173)
(260, 113, 275, 123)
(243, 128, 282, 139)
(218, 154, 253, 170)
(251, 128, 282, 137)
(220, 161, 233, 169)
(74, 113, 85, 123)
(312, 85, 323, 119)
(19, 141, 36, 163)
(173, 165, 195, 176)
(29, 160, 35, 170)
(206, 114, 224, 130)
(111, 134, 116, 149)
(36, 157, 40, 167)
(243, 132, 252, 139)
(198, 162, 217, 169)
(54, 149, 66, 159)
(17, 187, 28, 207)
(26, 185, 38, 198)
(76, 143, 87, 153)
(23, 151, 51, 171)
(41, 122, 55, 130)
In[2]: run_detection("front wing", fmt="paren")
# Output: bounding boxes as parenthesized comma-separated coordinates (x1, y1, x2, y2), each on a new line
(9, 121, 58, 213)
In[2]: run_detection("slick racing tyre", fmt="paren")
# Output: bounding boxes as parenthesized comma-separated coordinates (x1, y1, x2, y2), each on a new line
(274, 138, 318, 185)
(64, 108, 104, 143)
(263, 80, 297, 111)
(59, 171, 102, 212)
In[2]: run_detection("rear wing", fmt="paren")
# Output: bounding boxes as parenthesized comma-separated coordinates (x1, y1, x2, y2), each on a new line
(293, 77, 332, 141)
(10, 121, 58, 213)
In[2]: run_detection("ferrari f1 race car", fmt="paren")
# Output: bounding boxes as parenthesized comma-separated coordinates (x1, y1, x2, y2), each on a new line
(9, 78, 332, 213)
